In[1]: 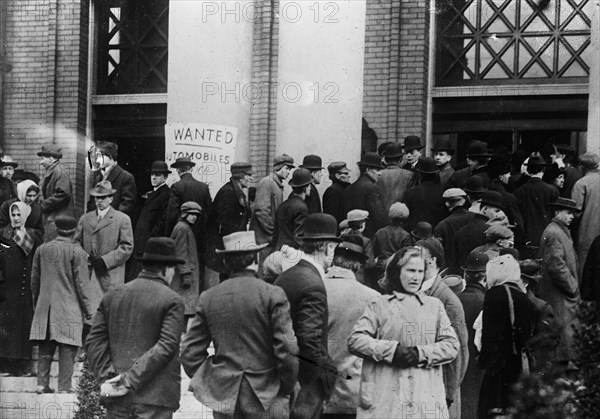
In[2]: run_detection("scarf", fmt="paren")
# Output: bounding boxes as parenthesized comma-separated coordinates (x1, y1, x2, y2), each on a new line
(9, 202, 33, 256)
(17, 179, 38, 203)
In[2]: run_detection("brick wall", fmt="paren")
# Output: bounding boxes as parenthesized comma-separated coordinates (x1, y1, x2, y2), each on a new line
(363, 0, 430, 145)
(2, 0, 89, 217)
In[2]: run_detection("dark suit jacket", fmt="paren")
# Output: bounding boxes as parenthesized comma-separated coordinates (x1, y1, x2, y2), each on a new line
(133, 184, 170, 258)
(273, 194, 308, 250)
(86, 272, 185, 410)
(306, 183, 322, 214)
(342, 174, 388, 238)
(403, 180, 448, 232)
(181, 271, 299, 410)
(514, 177, 559, 247)
(323, 180, 348, 224)
(165, 173, 212, 237)
(87, 165, 137, 217)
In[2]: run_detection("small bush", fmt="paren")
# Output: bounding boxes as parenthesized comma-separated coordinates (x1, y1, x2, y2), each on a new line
(73, 356, 106, 419)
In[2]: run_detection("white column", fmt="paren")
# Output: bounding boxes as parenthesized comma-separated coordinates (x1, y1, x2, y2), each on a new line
(587, 1, 600, 155)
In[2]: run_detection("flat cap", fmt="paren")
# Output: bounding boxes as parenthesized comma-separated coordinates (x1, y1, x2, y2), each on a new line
(273, 154, 295, 170)
(442, 188, 467, 200)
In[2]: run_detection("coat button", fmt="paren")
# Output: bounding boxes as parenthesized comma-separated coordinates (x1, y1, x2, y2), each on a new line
(408, 375, 413, 380)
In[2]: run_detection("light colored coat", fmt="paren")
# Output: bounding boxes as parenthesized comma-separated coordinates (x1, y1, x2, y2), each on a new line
(170, 220, 199, 315)
(572, 170, 600, 276)
(74, 206, 133, 315)
(30, 236, 92, 346)
(538, 218, 580, 361)
(250, 172, 284, 244)
(349, 292, 459, 419)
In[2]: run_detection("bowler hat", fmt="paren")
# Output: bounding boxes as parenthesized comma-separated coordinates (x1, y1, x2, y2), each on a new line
(55, 215, 77, 235)
(579, 153, 600, 170)
(300, 155, 323, 170)
(548, 197, 581, 212)
(180, 201, 203, 215)
(357, 152, 384, 169)
(403, 135, 424, 152)
(487, 155, 511, 179)
(136, 237, 185, 264)
(37, 144, 63, 159)
(0, 155, 18, 168)
(298, 213, 341, 242)
(520, 259, 542, 281)
(411, 222, 433, 240)
(383, 143, 403, 158)
(463, 175, 488, 194)
(461, 250, 489, 272)
(171, 157, 196, 169)
(215, 231, 268, 254)
(273, 154, 295, 170)
(415, 157, 440, 174)
(524, 152, 548, 167)
(480, 191, 506, 211)
(89, 180, 116, 197)
(288, 168, 312, 188)
(150, 161, 171, 174)
(335, 235, 368, 261)
(231, 162, 253, 177)
(466, 140, 492, 157)
(327, 161, 349, 175)
(431, 138, 455, 154)
(377, 141, 394, 157)
(96, 141, 118, 160)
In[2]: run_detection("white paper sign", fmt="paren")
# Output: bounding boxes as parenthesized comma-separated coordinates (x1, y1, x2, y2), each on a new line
(165, 123, 238, 196)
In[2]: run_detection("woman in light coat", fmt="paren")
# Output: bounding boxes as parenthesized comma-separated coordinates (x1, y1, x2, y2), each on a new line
(348, 246, 459, 419)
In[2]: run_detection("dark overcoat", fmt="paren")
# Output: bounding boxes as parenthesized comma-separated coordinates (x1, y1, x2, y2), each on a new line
(170, 220, 200, 315)
(273, 194, 308, 250)
(86, 272, 185, 411)
(403, 179, 448, 232)
(448, 165, 492, 189)
(438, 164, 455, 189)
(0, 177, 16, 208)
(342, 174, 388, 238)
(490, 180, 525, 240)
(514, 177, 559, 247)
(165, 173, 212, 239)
(306, 183, 322, 214)
(434, 206, 475, 264)
(39, 161, 74, 237)
(133, 183, 170, 259)
(322, 180, 348, 225)
(581, 234, 600, 305)
(448, 213, 489, 274)
(87, 165, 137, 217)
(209, 179, 250, 237)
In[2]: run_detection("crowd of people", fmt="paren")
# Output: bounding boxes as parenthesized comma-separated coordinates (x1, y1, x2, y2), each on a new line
(0, 136, 599, 419)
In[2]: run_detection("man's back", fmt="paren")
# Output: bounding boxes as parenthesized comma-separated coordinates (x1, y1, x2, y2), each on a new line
(273, 194, 308, 250)
(514, 177, 558, 246)
(376, 165, 414, 211)
(165, 173, 212, 235)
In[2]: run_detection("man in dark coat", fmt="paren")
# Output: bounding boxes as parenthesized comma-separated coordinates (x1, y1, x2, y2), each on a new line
(376, 142, 415, 211)
(434, 188, 474, 265)
(181, 231, 299, 418)
(275, 213, 340, 419)
(341, 152, 387, 239)
(300, 154, 324, 214)
(0, 156, 17, 207)
(401, 135, 424, 172)
(273, 168, 311, 250)
(581, 234, 600, 320)
(403, 157, 448, 232)
(130, 161, 171, 281)
(550, 144, 582, 198)
(87, 141, 137, 218)
(448, 140, 493, 189)
(209, 162, 253, 237)
(323, 161, 351, 224)
(432, 138, 456, 189)
(86, 237, 185, 418)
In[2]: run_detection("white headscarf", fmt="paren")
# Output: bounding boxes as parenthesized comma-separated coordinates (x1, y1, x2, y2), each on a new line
(17, 180, 38, 203)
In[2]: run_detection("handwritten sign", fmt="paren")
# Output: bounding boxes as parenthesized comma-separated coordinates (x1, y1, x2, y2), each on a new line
(165, 123, 238, 196)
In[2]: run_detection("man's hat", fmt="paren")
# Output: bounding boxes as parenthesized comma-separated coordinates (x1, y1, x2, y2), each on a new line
(443, 275, 466, 294)
(89, 180, 116, 197)
(487, 155, 511, 179)
(136, 237, 185, 264)
(273, 154, 295, 170)
(431, 138, 455, 155)
(327, 161, 349, 175)
(524, 152, 548, 167)
(548, 197, 581, 212)
(180, 201, 203, 215)
(403, 135, 424, 152)
(463, 175, 488, 194)
(55, 215, 77, 235)
(171, 157, 196, 169)
(411, 222, 433, 240)
(96, 141, 119, 160)
(480, 191, 506, 211)
(288, 168, 312, 188)
(357, 152, 384, 169)
(466, 140, 492, 158)
(416, 237, 445, 268)
(383, 143, 403, 158)
(0, 155, 18, 168)
(298, 213, 341, 242)
(215, 231, 268, 254)
(377, 141, 394, 157)
(443, 188, 467, 200)
(335, 235, 368, 261)
(389, 202, 409, 219)
(462, 250, 489, 272)
(150, 161, 171, 174)
(37, 144, 63, 159)
(485, 224, 513, 240)
(579, 153, 600, 171)
(415, 157, 440, 174)
(231, 162, 253, 177)
(346, 209, 369, 223)
(520, 259, 542, 281)
(300, 155, 323, 170)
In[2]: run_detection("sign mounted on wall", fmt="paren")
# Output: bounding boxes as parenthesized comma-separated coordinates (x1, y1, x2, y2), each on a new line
(165, 122, 238, 196)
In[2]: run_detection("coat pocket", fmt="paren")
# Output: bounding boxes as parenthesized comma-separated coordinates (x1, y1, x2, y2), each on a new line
(358, 381, 375, 410)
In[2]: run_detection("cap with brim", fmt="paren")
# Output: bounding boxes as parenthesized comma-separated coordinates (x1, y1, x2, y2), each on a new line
(548, 198, 581, 212)
(136, 237, 186, 264)
(327, 161, 349, 175)
(231, 162, 253, 177)
(579, 153, 600, 170)
(215, 231, 269, 254)
(90, 180, 116, 197)
(150, 161, 171, 174)
(347, 209, 369, 222)
(180, 201, 203, 215)
(273, 154, 295, 170)
(443, 188, 467, 200)
(171, 157, 196, 168)
(37, 144, 63, 159)
(443, 274, 465, 293)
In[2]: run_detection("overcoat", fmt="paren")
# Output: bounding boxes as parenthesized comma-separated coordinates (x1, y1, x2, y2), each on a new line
(209, 179, 250, 237)
(572, 170, 600, 275)
(39, 161, 74, 236)
(448, 166, 492, 189)
(348, 292, 459, 419)
(375, 165, 415, 213)
(514, 177, 559, 247)
(86, 272, 185, 411)
(181, 271, 299, 413)
(0, 226, 37, 360)
(29, 236, 92, 346)
(434, 206, 475, 263)
(561, 164, 582, 198)
(165, 172, 212, 237)
(0, 177, 16, 208)
(250, 172, 284, 244)
(403, 180, 448, 232)
(273, 194, 308, 250)
(170, 220, 200, 315)
(87, 164, 137, 217)
(74, 206, 133, 313)
(306, 183, 322, 214)
(437, 164, 456, 189)
(538, 218, 580, 361)
(323, 180, 349, 225)
(489, 180, 525, 240)
(448, 213, 488, 274)
(581, 234, 600, 306)
(342, 174, 388, 238)
(133, 183, 170, 259)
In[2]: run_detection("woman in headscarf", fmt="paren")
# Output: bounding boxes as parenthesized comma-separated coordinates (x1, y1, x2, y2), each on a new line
(477, 254, 536, 418)
(0, 201, 39, 376)
(348, 246, 459, 418)
(0, 179, 44, 242)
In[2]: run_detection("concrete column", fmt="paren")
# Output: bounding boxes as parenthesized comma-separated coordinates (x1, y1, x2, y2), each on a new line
(587, 1, 600, 155)
(276, 0, 366, 194)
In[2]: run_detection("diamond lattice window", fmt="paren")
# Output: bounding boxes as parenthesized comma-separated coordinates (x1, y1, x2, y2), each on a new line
(96, 0, 169, 95)
(436, 0, 593, 85)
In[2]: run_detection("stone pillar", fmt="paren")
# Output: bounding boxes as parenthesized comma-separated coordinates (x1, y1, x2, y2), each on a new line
(587, 1, 600, 155)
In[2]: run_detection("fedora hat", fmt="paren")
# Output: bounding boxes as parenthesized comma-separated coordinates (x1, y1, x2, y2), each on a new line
(288, 168, 312, 188)
(415, 157, 440, 174)
(37, 144, 63, 159)
(150, 161, 171, 174)
(480, 191, 506, 211)
(411, 222, 433, 240)
(431, 138, 455, 154)
(466, 140, 492, 157)
(90, 180, 116, 197)
(403, 135, 424, 152)
(357, 152, 384, 169)
(524, 152, 548, 166)
(0, 155, 18, 168)
(300, 155, 323, 170)
(171, 157, 196, 169)
(463, 175, 488, 194)
(383, 143, 403, 158)
(462, 250, 489, 272)
(273, 154, 295, 170)
(298, 213, 341, 242)
(548, 197, 581, 212)
(136, 237, 185, 264)
(215, 231, 268, 254)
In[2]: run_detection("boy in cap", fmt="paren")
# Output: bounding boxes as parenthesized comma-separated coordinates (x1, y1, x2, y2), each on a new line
(373, 202, 412, 265)
(472, 224, 515, 260)
(340, 209, 375, 284)
(323, 161, 351, 224)
(300, 154, 324, 214)
(87, 141, 137, 217)
(434, 188, 475, 266)
(273, 168, 312, 251)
